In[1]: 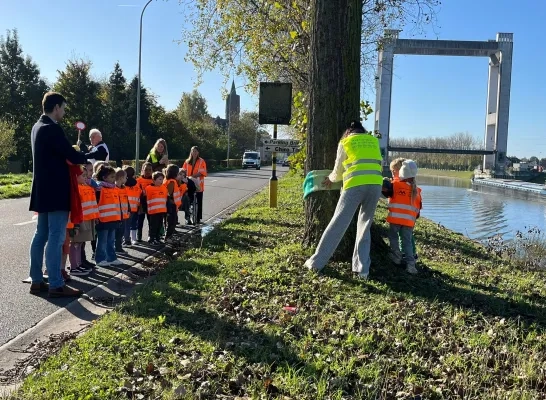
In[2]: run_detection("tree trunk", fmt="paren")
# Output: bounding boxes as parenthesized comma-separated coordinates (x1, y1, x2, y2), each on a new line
(303, 0, 363, 258)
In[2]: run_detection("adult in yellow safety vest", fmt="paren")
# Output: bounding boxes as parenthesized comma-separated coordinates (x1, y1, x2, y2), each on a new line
(303, 120, 383, 280)
(182, 146, 207, 224)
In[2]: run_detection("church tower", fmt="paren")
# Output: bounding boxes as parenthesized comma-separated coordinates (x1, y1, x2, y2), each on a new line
(225, 80, 240, 124)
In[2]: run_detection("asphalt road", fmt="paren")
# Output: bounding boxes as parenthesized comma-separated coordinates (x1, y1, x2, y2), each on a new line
(0, 166, 286, 347)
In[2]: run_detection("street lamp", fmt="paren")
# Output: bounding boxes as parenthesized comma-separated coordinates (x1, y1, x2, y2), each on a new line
(135, 0, 153, 173)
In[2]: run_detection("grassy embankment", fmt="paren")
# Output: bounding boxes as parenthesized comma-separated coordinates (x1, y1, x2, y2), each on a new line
(418, 168, 474, 180)
(0, 173, 32, 200)
(9, 174, 546, 399)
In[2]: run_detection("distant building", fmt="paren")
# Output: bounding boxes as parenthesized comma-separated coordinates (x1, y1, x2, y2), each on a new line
(225, 80, 240, 123)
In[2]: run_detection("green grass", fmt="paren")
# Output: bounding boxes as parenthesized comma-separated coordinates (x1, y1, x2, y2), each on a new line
(0, 173, 32, 199)
(419, 168, 474, 180)
(10, 174, 546, 399)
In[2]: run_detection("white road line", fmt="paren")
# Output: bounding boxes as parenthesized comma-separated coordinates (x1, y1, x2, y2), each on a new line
(209, 180, 218, 183)
(14, 220, 37, 226)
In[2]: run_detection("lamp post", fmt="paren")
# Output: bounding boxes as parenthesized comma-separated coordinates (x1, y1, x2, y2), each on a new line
(135, 0, 153, 173)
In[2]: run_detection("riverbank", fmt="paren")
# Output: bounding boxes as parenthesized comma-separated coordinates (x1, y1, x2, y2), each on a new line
(0, 174, 31, 200)
(419, 168, 473, 180)
(7, 174, 546, 399)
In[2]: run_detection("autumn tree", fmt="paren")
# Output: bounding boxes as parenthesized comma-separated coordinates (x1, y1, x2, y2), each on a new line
(53, 58, 103, 145)
(0, 119, 16, 169)
(0, 29, 48, 170)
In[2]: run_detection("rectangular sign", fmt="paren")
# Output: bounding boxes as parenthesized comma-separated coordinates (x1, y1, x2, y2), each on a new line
(259, 82, 293, 125)
(264, 145, 300, 154)
(263, 139, 300, 147)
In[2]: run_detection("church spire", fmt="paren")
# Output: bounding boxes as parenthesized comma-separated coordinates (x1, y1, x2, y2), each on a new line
(230, 80, 236, 95)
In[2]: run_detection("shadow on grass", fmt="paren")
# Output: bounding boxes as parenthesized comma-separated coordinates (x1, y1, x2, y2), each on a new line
(120, 260, 318, 392)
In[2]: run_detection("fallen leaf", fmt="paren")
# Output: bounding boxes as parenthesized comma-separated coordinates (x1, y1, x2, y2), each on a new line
(146, 362, 155, 375)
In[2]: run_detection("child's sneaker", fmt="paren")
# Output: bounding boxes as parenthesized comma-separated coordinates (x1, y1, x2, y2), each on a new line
(131, 240, 139, 246)
(110, 259, 124, 266)
(406, 264, 418, 275)
(96, 261, 110, 267)
(71, 266, 90, 276)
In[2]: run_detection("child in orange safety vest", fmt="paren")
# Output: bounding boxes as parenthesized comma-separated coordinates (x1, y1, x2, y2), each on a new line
(383, 157, 419, 261)
(163, 164, 181, 241)
(68, 165, 98, 276)
(114, 168, 131, 254)
(145, 171, 168, 245)
(123, 165, 141, 246)
(95, 165, 124, 267)
(136, 162, 154, 242)
(382, 159, 422, 275)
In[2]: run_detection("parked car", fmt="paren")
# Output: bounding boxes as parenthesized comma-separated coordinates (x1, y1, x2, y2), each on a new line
(282, 159, 290, 167)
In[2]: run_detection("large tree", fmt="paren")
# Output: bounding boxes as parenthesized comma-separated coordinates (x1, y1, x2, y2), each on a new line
(176, 90, 209, 126)
(302, 0, 363, 249)
(0, 29, 48, 171)
(102, 62, 130, 163)
(53, 58, 103, 145)
(126, 76, 153, 161)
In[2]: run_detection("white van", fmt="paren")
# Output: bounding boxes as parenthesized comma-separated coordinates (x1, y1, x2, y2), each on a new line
(242, 151, 261, 170)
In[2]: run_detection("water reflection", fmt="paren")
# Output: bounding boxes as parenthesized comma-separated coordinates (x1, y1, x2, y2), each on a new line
(418, 176, 546, 241)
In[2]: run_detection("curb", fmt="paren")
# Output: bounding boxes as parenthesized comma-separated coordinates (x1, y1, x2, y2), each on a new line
(0, 180, 268, 397)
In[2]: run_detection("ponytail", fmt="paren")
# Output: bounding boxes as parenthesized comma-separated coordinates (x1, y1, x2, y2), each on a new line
(409, 178, 418, 204)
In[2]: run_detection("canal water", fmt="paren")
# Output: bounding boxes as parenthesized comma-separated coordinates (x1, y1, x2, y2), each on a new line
(417, 175, 546, 241)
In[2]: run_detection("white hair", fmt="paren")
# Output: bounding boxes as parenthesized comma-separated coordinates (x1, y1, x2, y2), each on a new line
(89, 128, 102, 138)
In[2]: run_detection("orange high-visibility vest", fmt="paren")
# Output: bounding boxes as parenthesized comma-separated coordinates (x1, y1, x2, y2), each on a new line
(126, 185, 141, 213)
(117, 186, 130, 220)
(179, 182, 187, 198)
(386, 181, 422, 228)
(182, 158, 207, 192)
(79, 184, 99, 221)
(98, 187, 122, 223)
(137, 177, 154, 193)
(165, 178, 182, 207)
(145, 185, 167, 214)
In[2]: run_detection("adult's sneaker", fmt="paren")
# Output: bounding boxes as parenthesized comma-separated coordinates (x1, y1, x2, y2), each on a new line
(110, 259, 124, 266)
(96, 261, 111, 267)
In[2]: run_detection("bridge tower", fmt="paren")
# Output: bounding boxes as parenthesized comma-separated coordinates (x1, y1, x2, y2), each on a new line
(374, 31, 514, 172)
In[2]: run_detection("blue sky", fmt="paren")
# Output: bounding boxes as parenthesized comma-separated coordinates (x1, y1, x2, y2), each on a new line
(1, 0, 545, 157)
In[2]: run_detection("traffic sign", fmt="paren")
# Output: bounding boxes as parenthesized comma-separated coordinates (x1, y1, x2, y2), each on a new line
(264, 145, 300, 153)
(75, 121, 86, 130)
(263, 139, 300, 147)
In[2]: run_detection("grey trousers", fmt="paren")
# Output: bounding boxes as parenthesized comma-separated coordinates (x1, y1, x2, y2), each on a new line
(306, 184, 382, 276)
(388, 224, 415, 267)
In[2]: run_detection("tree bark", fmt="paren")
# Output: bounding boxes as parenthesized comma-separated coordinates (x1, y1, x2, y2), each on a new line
(303, 0, 363, 257)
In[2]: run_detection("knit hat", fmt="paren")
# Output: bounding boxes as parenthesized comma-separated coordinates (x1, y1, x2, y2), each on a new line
(399, 160, 418, 180)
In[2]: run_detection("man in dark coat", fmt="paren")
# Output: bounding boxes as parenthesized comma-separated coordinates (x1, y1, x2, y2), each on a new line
(29, 91, 87, 298)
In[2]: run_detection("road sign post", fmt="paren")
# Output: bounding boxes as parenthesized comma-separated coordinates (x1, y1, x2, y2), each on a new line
(258, 82, 293, 208)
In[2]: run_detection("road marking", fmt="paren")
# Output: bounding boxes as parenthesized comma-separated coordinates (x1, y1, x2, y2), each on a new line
(209, 180, 218, 183)
(14, 220, 37, 226)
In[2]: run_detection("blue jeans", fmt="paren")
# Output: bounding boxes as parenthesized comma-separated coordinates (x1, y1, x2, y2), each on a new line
(29, 211, 69, 289)
(96, 228, 117, 263)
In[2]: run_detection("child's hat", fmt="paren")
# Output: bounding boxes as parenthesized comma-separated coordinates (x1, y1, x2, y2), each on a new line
(399, 160, 418, 180)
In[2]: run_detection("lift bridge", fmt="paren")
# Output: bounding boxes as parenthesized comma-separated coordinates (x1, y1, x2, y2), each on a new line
(387, 146, 496, 156)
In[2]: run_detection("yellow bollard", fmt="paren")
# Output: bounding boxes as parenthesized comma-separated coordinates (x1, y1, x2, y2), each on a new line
(269, 176, 278, 208)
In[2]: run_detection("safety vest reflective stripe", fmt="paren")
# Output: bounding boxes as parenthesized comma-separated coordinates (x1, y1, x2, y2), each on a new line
(126, 185, 141, 212)
(117, 187, 130, 220)
(343, 158, 383, 169)
(343, 170, 383, 180)
(146, 186, 167, 214)
(388, 202, 420, 213)
(387, 212, 417, 222)
(164, 179, 182, 207)
(340, 134, 383, 190)
(79, 185, 99, 221)
(98, 188, 121, 223)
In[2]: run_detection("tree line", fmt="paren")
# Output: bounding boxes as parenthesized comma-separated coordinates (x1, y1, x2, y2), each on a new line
(0, 29, 268, 172)
(389, 132, 484, 171)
